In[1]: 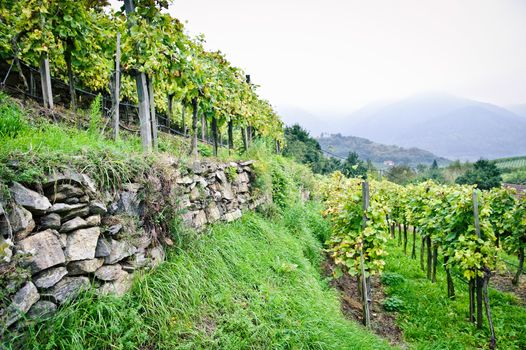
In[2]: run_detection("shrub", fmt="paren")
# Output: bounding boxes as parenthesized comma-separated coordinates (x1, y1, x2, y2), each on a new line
(383, 296, 405, 312)
(381, 272, 405, 286)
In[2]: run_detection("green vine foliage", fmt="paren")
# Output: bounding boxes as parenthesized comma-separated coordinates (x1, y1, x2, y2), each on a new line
(321, 172, 390, 277)
(0, 0, 285, 145)
(320, 174, 520, 282)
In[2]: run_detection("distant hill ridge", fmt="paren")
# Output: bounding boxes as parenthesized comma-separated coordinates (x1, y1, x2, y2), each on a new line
(333, 93, 526, 161)
(316, 133, 449, 168)
(279, 93, 526, 161)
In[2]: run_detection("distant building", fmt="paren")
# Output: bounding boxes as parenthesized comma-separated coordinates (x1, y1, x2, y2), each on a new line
(383, 160, 395, 167)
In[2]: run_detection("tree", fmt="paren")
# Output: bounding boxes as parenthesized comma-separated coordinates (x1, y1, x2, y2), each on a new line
(386, 165, 416, 185)
(341, 152, 367, 179)
(456, 160, 502, 190)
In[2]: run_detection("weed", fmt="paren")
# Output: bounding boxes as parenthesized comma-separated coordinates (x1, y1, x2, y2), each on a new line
(383, 296, 405, 312)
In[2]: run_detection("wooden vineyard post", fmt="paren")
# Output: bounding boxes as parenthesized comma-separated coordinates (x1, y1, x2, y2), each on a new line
(403, 223, 408, 255)
(124, 0, 152, 152)
(39, 55, 53, 109)
(189, 98, 199, 158)
(473, 191, 496, 348)
(411, 226, 417, 259)
(426, 236, 432, 280)
(211, 116, 219, 156)
(148, 75, 158, 150)
(360, 181, 371, 328)
(112, 32, 121, 140)
(472, 191, 483, 329)
(228, 119, 234, 153)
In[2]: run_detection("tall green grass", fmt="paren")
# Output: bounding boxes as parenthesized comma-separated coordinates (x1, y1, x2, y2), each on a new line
(4, 202, 392, 350)
(383, 241, 526, 350)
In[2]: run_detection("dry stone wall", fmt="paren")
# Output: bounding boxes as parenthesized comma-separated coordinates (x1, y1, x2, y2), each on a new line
(0, 159, 261, 331)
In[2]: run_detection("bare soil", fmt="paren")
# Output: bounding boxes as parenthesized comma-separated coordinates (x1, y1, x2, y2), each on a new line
(490, 271, 526, 305)
(322, 257, 406, 347)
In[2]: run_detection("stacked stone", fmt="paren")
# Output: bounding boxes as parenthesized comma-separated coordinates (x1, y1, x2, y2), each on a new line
(177, 160, 257, 229)
(0, 160, 263, 331)
(1, 173, 141, 329)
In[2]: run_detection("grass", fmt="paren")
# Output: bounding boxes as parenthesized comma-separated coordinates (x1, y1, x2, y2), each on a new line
(383, 240, 526, 350)
(3, 202, 392, 350)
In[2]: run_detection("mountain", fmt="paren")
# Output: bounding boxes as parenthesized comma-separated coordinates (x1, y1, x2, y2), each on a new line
(317, 133, 449, 168)
(335, 93, 526, 161)
(507, 104, 526, 119)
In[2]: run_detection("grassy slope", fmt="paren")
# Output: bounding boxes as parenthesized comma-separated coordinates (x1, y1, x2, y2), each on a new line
(383, 241, 526, 350)
(5, 203, 392, 350)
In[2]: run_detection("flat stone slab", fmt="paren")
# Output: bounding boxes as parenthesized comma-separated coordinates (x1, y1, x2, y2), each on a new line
(4, 282, 40, 327)
(65, 227, 100, 261)
(95, 264, 123, 281)
(98, 271, 132, 297)
(104, 239, 137, 264)
(67, 258, 104, 275)
(42, 276, 90, 304)
(33, 266, 68, 289)
(16, 230, 66, 273)
(60, 216, 88, 233)
(10, 182, 51, 214)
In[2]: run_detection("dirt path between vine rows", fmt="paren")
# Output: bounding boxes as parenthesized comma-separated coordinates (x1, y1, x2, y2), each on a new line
(322, 258, 406, 348)
(490, 272, 526, 306)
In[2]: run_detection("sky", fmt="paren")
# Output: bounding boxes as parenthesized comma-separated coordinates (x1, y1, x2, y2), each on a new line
(111, 0, 526, 116)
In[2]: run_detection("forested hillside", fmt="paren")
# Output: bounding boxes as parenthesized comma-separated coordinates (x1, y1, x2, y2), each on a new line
(317, 133, 449, 168)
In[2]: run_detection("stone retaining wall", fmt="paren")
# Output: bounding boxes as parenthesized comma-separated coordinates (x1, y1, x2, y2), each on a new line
(0, 159, 262, 331)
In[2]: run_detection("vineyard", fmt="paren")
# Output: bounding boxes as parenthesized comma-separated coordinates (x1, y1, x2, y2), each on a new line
(0, 0, 284, 155)
(494, 157, 526, 170)
(321, 174, 526, 349)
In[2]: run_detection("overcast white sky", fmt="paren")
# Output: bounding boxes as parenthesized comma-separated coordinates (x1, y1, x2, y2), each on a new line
(115, 0, 526, 114)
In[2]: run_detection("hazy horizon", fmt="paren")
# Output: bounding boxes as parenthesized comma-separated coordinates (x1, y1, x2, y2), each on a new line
(169, 0, 526, 116)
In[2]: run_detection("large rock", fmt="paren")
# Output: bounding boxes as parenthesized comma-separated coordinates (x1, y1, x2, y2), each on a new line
(94, 264, 123, 281)
(27, 300, 57, 320)
(237, 182, 249, 193)
(4, 282, 40, 327)
(85, 215, 101, 226)
(65, 227, 100, 261)
(215, 171, 228, 184)
(220, 184, 235, 201)
(40, 213, 61, 230)
(9, 205, 35, 240)
(33, 266, 68, 289)
(104, 239, 137, 264)
(205, 203, 221, 223)
(64, 197, 80, 204)
(16, 230, 65, 273)
(47, 184, 85, 202)
(60, 217, 88, 233)
(224, 209, 242, 222)
(193, 210, 207, 228)
(43, 171, 97, 198)
(42, 276, 90, 304)
(95, 238, 112, 258)
(98, 271, 132, 297)
(89, 201, 107, 215)
(67, 258, 104, 275)
(10, 182, 51, 214)
(62, 206, 90, 221)
(110, 191, 141, 217)
(237, 172, 250, 184)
